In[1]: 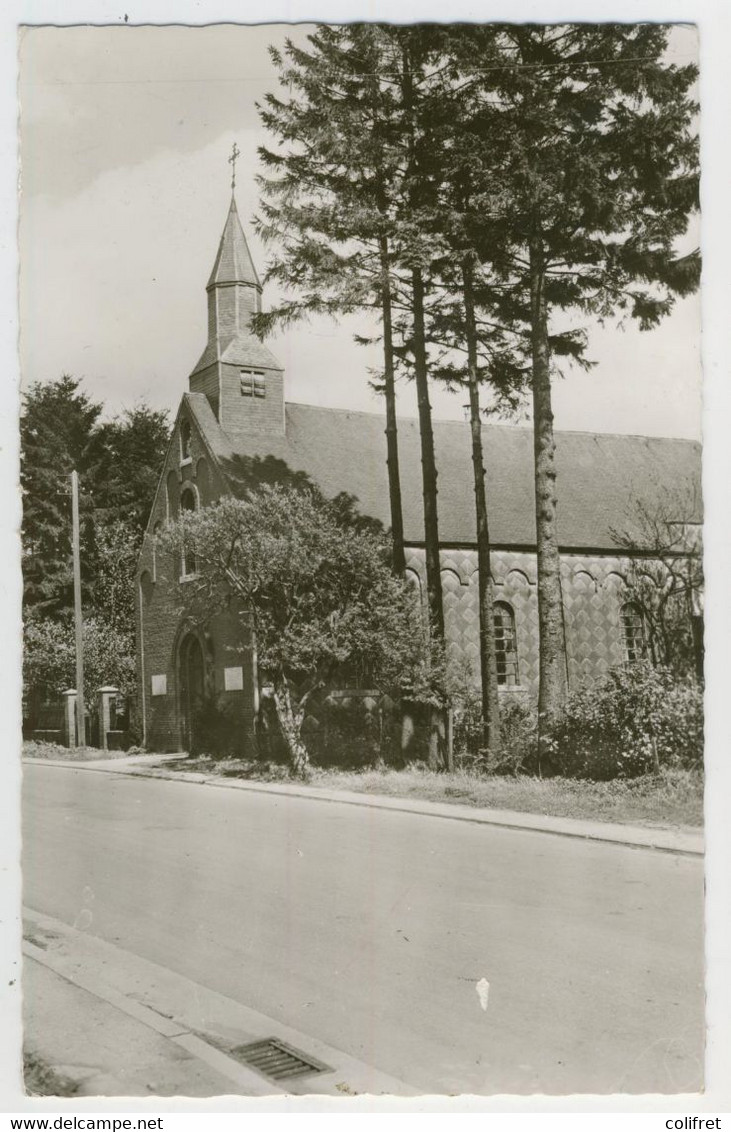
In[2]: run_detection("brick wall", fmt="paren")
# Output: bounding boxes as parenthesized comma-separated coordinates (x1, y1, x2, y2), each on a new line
(138, 399, 676, 751)
(219, 362, 285, 437)
(136, 401, 256, 753)
(405, 546, 657, 698)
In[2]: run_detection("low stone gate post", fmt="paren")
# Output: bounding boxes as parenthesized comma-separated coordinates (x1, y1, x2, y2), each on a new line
(97, 686, 119, 751)
(62, 689, 77, 748)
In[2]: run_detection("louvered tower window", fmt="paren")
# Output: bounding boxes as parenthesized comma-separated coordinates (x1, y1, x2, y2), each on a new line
(240, 369, 266, 398)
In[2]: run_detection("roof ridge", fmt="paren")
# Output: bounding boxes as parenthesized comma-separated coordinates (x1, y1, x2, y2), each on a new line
(283, 401, 700, 444)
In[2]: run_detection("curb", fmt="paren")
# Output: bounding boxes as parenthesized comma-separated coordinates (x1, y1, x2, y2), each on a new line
(23, 908, 418, 1098)
(23, 940, 286, 1097)
(24, 757, 704, 857)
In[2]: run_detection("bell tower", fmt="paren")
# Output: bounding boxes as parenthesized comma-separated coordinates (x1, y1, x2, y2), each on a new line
(189, 145, 284, 437)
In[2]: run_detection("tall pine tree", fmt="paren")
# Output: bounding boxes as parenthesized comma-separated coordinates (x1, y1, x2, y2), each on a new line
(256, 25, 408, 575)
(449, 24, 699, 742)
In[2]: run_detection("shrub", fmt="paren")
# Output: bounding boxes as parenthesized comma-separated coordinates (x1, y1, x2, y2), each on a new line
(304, 692, 384, 768)
(548, 662, 703, 780)
(453, 687, 538, 776)
(192, 695, 244, 758)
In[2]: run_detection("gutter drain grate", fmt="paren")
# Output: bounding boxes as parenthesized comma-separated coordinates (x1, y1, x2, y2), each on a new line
(231, 1038, 332, 1081)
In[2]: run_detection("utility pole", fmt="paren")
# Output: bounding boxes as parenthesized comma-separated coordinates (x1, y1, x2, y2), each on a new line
(71, 470, 86, 747)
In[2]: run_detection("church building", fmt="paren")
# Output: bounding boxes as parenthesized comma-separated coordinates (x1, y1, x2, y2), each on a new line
(135, 191, 702, 755)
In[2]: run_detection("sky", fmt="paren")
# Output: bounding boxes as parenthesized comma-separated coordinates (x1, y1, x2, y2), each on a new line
(18, 21, 702, 438)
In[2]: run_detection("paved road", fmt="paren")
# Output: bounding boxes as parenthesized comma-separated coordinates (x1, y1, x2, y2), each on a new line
(22, 762, 704, 1095)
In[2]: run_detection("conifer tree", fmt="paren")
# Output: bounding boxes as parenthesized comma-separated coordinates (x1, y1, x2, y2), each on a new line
(21, 375, 104, 615)
(446, 24, 699, 738)
(257, 26, 455, 651)
(255, 25, 408, 575)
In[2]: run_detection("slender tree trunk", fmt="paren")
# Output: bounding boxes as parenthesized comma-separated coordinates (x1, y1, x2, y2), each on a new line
(400, 42, 444, 641)
(412, 266, 448, 771)
(462, 260, 501, 756)
(411, 265, 445, 642)
(529, 230, 567, 754)
(401, 39, 446, 770)
(271, 676, 310, 777)
(379, 234, 406, 576)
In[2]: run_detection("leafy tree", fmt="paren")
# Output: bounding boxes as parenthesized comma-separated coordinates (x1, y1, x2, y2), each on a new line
(97, 404, 171, 534)
(160, 484, 438, 775)
(23, 614, 136, 719)
(21, 377, 169, 733)
(21, 377, 170, 620)
(92, 519, 140, 635)
(611, 485, 703, 677)
(21, 375, 104, 615)
(448, 25, 700, 738)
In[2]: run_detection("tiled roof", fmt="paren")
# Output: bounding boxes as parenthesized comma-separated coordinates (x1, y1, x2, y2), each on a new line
(190, 332, 283, 378)
(196, 399, 702, 551)
(207, 197, 261, 290)
(185, 393, 235, 460)
(219, 333, 282, 370)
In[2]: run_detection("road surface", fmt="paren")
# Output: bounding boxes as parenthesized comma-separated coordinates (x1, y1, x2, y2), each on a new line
(22, 762, 704, 1095)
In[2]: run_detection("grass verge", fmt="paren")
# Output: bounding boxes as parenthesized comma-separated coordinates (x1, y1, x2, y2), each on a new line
(23, 740, 133, 763)
(164, 757, 703, 830)
(22, 739, 701, 829)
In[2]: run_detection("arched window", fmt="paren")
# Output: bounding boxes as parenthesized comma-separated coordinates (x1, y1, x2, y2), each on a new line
(180, 486, 198, 578)
(180, 420, 192, 463)
(166, 470, 178, 519)
(139, 569, 154, 606)
(621, 602, 648, 663)
(152, 521, 162, 581)
(196, 457, 210, 502)
(493, 602, 519, 686)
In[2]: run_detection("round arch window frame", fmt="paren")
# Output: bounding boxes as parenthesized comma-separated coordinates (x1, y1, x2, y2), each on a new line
(619, 600, 650, 665)
(179, 482, 201, 581)
(493, 600, 520, 687)
(180, 419, 193, 466)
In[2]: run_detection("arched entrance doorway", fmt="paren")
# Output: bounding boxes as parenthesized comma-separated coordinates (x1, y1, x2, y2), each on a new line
(179, 633, 205, 753)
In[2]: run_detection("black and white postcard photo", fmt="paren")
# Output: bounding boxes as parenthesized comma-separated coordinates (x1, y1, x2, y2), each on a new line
(4, 1, 731, 1122)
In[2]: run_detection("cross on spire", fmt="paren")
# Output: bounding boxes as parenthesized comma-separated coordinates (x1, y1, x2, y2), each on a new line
(228, 142, 241, 193)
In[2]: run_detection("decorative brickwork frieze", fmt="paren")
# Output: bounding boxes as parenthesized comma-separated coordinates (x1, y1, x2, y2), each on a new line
(403, 545, 666, 700)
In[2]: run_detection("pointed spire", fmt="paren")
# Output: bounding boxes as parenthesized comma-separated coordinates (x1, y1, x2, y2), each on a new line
(206, 196, 261, 291)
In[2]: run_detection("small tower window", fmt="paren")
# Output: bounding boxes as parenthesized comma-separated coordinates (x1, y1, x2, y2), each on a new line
(180, 420, 192, 464)
(240, 369, 265, 398)
(621, 602, 648, 664)
(494, 601, 519, 686)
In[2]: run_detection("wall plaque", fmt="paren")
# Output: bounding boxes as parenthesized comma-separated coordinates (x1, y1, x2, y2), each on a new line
(224, 666, 244, 691)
